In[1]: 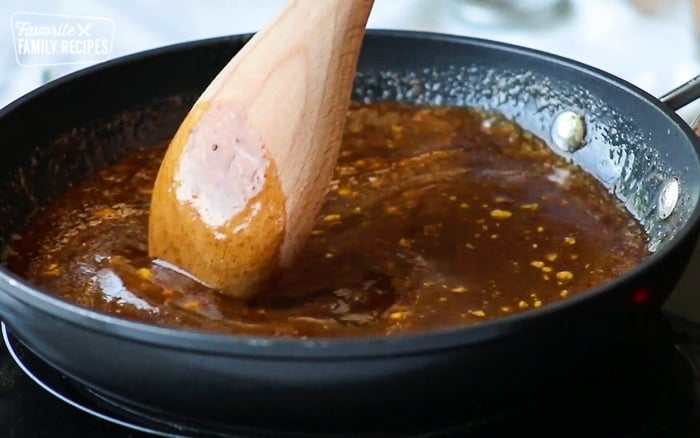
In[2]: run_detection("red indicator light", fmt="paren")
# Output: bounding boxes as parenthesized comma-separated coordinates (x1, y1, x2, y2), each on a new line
(631, 288, 650, 305)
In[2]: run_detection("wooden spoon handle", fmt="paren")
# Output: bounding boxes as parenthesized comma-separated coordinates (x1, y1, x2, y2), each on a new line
(222, 0, 375, 266)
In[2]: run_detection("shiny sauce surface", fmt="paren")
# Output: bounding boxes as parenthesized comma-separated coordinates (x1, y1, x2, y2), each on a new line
(2, 102, 650, 338)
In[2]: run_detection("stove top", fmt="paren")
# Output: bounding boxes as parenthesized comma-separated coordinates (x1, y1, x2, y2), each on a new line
(3, 240, 700, 437)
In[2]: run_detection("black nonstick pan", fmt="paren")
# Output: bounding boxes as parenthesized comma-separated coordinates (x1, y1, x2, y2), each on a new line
(0, 30, 699, 436)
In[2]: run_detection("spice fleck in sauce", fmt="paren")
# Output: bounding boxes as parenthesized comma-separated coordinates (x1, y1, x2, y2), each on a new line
(2, 102, 650, 338)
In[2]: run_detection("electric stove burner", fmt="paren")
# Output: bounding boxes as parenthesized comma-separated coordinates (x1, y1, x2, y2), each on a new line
(76, 385, 492, 438)
(2, 323, 188, 438)
(0, 323, 513, 438)
(4, 316, 700, 438)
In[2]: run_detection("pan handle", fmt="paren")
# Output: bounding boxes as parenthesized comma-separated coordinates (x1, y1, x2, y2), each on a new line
(659, 74, 700, 111)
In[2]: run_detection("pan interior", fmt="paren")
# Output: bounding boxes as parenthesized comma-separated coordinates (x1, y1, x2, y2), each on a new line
(0, 33, 697, 317)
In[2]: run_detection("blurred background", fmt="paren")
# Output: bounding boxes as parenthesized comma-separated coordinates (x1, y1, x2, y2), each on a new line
(2, 0, 700, 120)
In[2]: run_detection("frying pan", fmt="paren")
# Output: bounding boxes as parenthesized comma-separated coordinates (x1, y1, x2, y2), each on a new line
(0, 30, 699, 436)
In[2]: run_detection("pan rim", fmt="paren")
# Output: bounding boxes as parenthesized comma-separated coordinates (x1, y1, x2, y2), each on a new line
(1, 28, 699, 359)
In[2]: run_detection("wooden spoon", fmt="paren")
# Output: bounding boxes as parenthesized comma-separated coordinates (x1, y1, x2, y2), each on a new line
(148, 0, 375, 298)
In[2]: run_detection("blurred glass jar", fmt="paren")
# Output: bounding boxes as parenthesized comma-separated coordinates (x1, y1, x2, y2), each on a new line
(451, 0, 571, 27)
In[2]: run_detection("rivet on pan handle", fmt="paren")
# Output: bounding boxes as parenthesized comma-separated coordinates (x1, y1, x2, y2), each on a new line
(654, 76, 700, 222)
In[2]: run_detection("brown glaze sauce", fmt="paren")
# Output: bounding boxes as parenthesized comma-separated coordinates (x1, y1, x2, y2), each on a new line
(2, 102, 650, 338)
